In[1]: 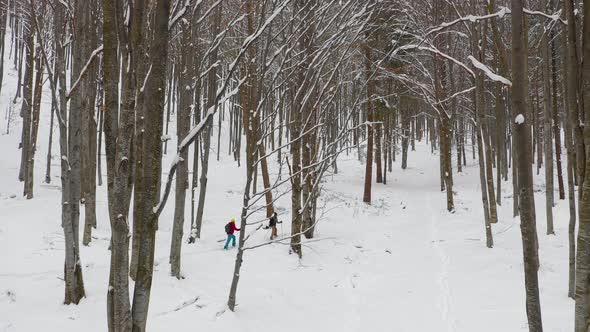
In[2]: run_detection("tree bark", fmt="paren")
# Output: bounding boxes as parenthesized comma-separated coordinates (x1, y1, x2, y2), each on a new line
(18, 13, 33, 194)
(511, 1, 543, 330)
(131, 0, 170, 330)
(574, 0, 590, 329)
(563, 52, 577, 298)
(550, 29, 564, 201)
(103, 0, 134, 328)
(59, 0, 86, 305)
(194, 1, 223, 239)
(170, 19, 193, 279)
(25, 29, 43, 200)
(362, 40, 374, 204)
(540, 0, 554, 234)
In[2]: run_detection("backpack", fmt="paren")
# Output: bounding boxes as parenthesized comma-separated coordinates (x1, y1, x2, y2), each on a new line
(225, 223, 232, 234)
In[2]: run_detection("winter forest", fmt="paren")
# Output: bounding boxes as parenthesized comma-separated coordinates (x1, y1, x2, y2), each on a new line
(0, 0, 589, 330)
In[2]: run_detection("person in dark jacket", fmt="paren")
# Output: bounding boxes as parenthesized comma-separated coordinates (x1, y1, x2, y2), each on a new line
(224, 218, 240, 250)
(266, 212, 281, 240)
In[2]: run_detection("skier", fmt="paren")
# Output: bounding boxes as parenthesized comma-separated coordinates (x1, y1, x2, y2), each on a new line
(264, 212, 281, 240)
(224, 218, 240, 250)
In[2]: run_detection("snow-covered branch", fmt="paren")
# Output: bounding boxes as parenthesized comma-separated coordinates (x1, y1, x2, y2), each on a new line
(467, 56, 512, 86)
(66, 45, 104, 99)
(426, 7, 510, 36)
(395, 44, 475, 77)
(523, 8, 566, 25)
(426, 6, 565, 38)
(169, 0, 192, 30)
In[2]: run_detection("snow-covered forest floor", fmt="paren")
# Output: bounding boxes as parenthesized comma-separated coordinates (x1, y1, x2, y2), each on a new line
(0, 44, 573, 332)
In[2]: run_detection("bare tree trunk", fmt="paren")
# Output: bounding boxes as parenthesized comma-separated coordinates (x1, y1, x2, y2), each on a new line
(0, 0, 6, 98)
(533, 80, 542, 174)
(562, 0, 584, 194)
(13, 23, 23, 104)
(474, 41, 493, 247)
(401, 97, 409, 170)
(495, 81, 504, 206)
(129, 0, 149, 281)
(290, 85, 302, 258)
(97, 100, 103, 187)
(433, 0, 453, 211)
(477, 126, 493, 248)
(45, 98, 56, 184)
(60, 0, 87, 305)
(194, 2, 222, 239)
(550, 30, 564, 201)
(170, 19, 193, 279)
(18, 14, 33, 192)
(441, 114, 454, 211)
(375, 118, 383, 183)
(163, 65, 173, 155)
(362, 40, 374, 204)
(540, 0, 554, 234)
(82, 10, 99, 246)
(25, 32, 43, 199)
(512, 133, 520, 217)
(131, 0, 170, 329)
(102, 0, 135, 328)
(574, 0, 590, 329)
(563, 54, 577, 299)
(457, 123, 463, 168)
(511, 1, 543, 330)
(227, 135, 254, 312)
(482, 118, 498, 224)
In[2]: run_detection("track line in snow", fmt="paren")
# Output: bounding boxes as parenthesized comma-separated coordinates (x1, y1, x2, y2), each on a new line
(427, 193, 457, 332)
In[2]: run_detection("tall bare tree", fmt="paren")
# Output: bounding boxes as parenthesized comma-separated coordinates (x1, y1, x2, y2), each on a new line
(511, 0, 543, 330)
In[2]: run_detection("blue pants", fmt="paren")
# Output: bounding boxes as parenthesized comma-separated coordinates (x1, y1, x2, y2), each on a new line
(224, 234, 236, 249)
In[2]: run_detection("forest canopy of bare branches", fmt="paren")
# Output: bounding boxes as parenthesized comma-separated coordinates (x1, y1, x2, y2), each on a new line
(0, 0, 589, 331)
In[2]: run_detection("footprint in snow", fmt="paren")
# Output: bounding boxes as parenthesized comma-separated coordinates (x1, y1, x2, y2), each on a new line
(334, 273, 360, 289)
(2, 290, 16, 303)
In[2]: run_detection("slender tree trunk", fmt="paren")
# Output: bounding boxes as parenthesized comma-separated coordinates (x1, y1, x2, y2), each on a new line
(534, 80, 542, 174)
(550, 30, 564, 200)
(0, 0, 6, 98)
(540, 0, 554, 234)
(482, 119, 498, 224)
(227, 131, 254, 312)
(375, 118, 383, 183)
(45, 97, 56, 184)
(195, 2, 222, 239)
(131, 0, 170, 329)
(401, 98, 410, 170)
(473, 37, 493, 246)
(574, 0, 590, 329)
(25, 37, 43, 199)
(362, 40, 374, 204)
(103, 0, 134, 328)
(495, 81, 504, 206)
(511, 1, 543, 330)
(562, 0, 584, 190)
(441, 114, 454, 211)
(82, 14, 98, 246)
(129, 0, 148, 281)
(170, 20, 193, 279)
(477, 125, 493, 248)
(51, 0, 86, 307)
(564, 62, 577, 299)
(560, 13, 576, 300)
(18, 17, 33, 191)
(97, 102, 103, 187)
(290, 89, 303, 258)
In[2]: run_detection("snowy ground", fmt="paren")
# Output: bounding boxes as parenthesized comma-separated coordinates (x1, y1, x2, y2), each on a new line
(0, 47, 573, 331)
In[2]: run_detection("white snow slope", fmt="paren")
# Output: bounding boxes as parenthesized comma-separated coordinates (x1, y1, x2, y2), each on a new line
(0, 48, 573, 332)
